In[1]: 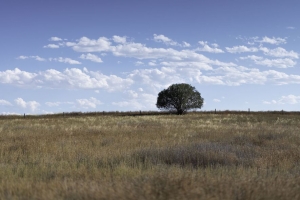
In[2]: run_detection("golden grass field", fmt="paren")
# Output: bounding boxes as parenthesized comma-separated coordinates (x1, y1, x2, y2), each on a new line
(0, 112, 300, 199)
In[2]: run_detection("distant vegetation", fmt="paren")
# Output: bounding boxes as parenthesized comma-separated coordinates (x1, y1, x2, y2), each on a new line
(0, 112, 300, 199)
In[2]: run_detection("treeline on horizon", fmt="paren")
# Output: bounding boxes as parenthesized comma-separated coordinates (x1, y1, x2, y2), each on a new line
(1, 110, 299, 119)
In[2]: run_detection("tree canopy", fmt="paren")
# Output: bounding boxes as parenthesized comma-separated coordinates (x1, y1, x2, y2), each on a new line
(156, 83, 204, 115)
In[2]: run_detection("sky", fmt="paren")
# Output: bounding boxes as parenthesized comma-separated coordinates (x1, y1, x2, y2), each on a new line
(1, 0, 300, 114)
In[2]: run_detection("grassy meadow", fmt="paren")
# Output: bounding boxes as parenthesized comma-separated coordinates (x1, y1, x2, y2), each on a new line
(0, 112, 300, 199)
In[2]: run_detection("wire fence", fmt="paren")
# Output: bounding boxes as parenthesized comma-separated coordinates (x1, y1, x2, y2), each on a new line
(1, 109, 299, 120)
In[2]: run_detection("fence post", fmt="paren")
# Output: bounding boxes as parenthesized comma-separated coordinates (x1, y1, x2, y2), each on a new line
(140, 110, 141, 115)
(248, 108, 250, 113)
(24, 113, 25, 118)
(215, 109, 216, 114)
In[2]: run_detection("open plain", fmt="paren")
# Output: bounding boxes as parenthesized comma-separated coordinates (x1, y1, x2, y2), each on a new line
(0, 112, 300, 199)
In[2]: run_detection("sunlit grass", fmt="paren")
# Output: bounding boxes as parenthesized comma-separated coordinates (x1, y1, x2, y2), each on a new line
(0, 113, 300, 199)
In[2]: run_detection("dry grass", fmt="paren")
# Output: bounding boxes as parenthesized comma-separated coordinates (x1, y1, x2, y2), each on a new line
(0, 113, 300, 199)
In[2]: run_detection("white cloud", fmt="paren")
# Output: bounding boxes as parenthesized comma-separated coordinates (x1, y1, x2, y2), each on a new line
(240, 55, 263, 60)
(66, 36, 220, 64)
(53, 57, 81, 65)
(153, 34, 190, 47)
(160, 61, 213, 70)
(45, 101, 74, 107)
(71, 36, 112, 52)
(0, 100, 12, 106)
(17, 55, 28, 59)
(197, 41, 224, 53)
(49, 37, 62, 41)
(240, 55, 296, 68)
(211, 43, 219, 48)
(126, 90, 139, 98)
(263, 95, 300, 105)
(0, 67, 133, 91)
(31, 56, 46, 61)
(79, 53, 103, 63)
(76, 97, 103, 109)
(182, 41, 191, 47)
(40, 68, 133, 90)
(235, 36, 286, 46)
(226, 45, 258, 53)
(153, 34, 179, 46)
(0, 68, 37, 84)
(279, 95, 300, 104)
(45, 102, 61, 107)
(112, 93, 157, 110)
(43, 44, 60, 48)
(112, 35, 127, 44)
(135, 61, 144, 66)
(148, 61, 157, 66)
(1, 112, 21, 115)
(260, 47, 298, 58)
(213, 99, 221, 102)
(259, 36, 286, 45)
(65, 42, 76, 47)
(263, 100, 277, 105)
(14, 98, 40, 111)
(286, 27, 295, 30)
(17, 55, 46, 61)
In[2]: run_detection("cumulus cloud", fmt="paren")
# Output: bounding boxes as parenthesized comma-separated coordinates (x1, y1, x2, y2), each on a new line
(71, 36, 112, 52)
(49, 37, 63, 41)
(45, 101, 74, 107)
(14, 98, 40, 111)
(135, 61, 144, 66)
(260, 47, 298, 58)
(182, 41, 191, 47)
(0, 100, 12, 106)
(112, 93, 157, 110)
(153, 34, 192, 47)
(76, 97, 103, 109)
(197, 41, 224, 53)
(148, 61, 157, 66)
(236, 36, 287, 46)
(112, 35, 127, 44)
(263, 95, 300, 105)
(16, 55, 46, 61)
(17, 55, 28, 59)
(41, 68, 133, 90)
(258, 36, 286, 45)
(0, 68, 37, 84)
(226, 45, 258, 53)
(64, 35, 220, 64)
(79, 53, 103, 63)
(241, 56, 296, 68)
(32, 56, 46, 61)
(52, 57, 81, 65)
(153, 34, 179, 46)
(43, 44, 60, 48)
(0, 67, 133, 91)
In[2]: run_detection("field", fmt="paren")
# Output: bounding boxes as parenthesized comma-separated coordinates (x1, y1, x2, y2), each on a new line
(0, 112, 300, 199)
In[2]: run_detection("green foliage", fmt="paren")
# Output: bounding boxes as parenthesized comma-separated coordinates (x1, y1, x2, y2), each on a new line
(156, 83, 204, 114)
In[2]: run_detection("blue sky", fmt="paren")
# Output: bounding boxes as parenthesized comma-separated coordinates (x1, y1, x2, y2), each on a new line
(1, 0, 300, 114)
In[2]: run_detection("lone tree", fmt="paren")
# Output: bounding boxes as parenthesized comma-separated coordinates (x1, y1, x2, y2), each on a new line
(156, 83, 204, 115)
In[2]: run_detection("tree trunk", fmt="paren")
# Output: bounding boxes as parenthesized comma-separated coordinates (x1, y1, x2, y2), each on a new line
(177, 109, 184, 115)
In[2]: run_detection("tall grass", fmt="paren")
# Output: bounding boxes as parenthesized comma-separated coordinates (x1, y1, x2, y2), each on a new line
(0, 113, 300, 199)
